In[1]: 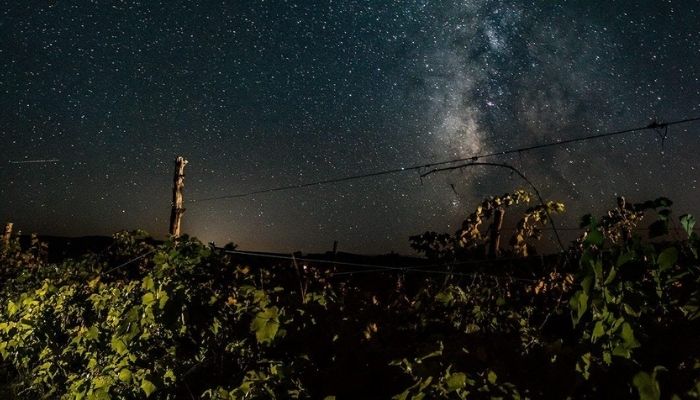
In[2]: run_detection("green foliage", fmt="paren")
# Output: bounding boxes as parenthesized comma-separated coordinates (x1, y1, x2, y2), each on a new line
(632, 367, 663, 400)
(565, 209, 700, 398)
(250, 307, 281, 344)
(0, 233, 323, 399)
(410, 189, 565, 260)
(680, 214, 696, 237)
(390, 344, 524, 399)
(0, 200, 698, 399)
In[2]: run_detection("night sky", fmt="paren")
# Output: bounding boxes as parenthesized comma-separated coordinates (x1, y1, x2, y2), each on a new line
(1, 1, 699, 254)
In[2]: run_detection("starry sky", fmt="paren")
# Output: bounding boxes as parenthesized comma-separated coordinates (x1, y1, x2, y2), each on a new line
(1, 0, 699, 254)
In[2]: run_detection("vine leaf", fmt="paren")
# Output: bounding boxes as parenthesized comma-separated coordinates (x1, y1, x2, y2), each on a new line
(680, 214, 696, 237)
(585, 229, 604, 247)
(7, 301, 18, 317)
(576, 353, 591, 380)
(141, 379, 157, 397)
(446, 372, 467, 391)
(591, 321, 605, 343)
(118, 369, 132, 383)
(142, 276, 154, 291)
(142, 292, 156, 307)
(110, 336, 128, 355)
(632, 371, 661, 400)
(614, 322, 640, 358)
(164, 369, 176, 383)
(570, 290, 589, 326)
(657, 247, 678, 272)
(621, 323, 639, 347)
(487, 370, 498, 385)
(251, 307, 280, 344)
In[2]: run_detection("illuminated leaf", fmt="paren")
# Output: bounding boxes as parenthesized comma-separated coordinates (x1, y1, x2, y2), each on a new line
(570, 289, 589, 326)
(632, 372, 661, 400)
(487, 370, 497, 384)
(142, 276, 154, 291)
(158, 290, 169, 310)
(142, 292, 156, 306)
(7, 301, 18, 317)
(250, 307, 280, 344)
(576, 353, 591, 380)
(118, 369, 132, 383)
(141, 379, 156, 397)
(93, 376, 112, 389)
(446, 372, 467, 391)
(619, 322, 640, 354)
(110, 337, 127, 355)
(680, 214, 696, 237)
(163, 369, 176, 383)
(591, 321, 605, 343)
(85, 326, 99, 341)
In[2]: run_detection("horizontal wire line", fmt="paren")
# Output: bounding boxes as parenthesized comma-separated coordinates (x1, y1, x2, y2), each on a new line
(222, 248, 552, 282)
(192, 116, 700, 203)
(401, 268, 541, 283)
(222, 249, 409, 271)
(223, 248, 539, 269)
(330, 266, 542, 283)
(102, 249, 156, 275)
(95, 247, 555, 281)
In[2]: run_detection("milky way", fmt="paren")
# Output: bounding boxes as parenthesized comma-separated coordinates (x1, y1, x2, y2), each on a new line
(1, 1, 699, 253)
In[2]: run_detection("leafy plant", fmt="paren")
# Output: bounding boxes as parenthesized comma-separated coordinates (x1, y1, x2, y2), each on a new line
(0, 199, 698, 399)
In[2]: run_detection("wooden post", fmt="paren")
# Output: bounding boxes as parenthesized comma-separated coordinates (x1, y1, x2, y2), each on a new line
(489, 208, 504, 258)
(169, 156, 188, 237)
(2, 222, 12, 249)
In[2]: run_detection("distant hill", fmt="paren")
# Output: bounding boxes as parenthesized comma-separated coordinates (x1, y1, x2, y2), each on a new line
(18, 235, 117, 263)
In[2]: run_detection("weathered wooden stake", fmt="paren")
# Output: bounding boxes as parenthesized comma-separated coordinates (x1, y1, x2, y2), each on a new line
(169, 156, 188, 237)
(489, 208, 504, 258)
(2, 222, 12, 249)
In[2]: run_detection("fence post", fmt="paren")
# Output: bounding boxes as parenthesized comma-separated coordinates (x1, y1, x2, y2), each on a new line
(169, 156, 188, 238)
(2, 222, 12, 250)
(489, 208, 504, 258)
